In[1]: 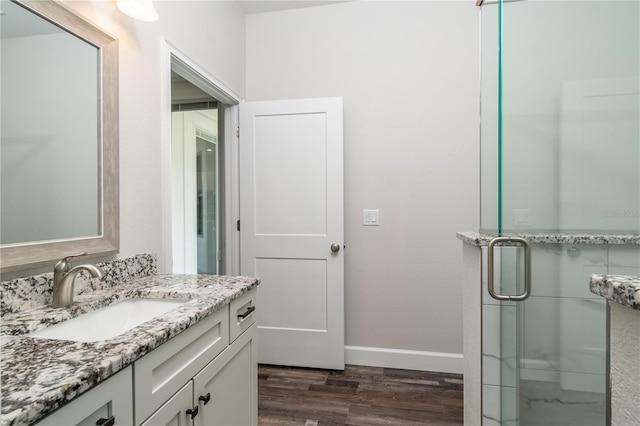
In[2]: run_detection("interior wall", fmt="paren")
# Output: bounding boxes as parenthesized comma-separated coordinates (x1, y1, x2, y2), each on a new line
(246, 1, 479, 360)
(60, 0, 246, 274)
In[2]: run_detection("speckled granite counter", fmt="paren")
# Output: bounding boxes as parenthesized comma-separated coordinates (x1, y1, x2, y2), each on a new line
(590, 275, 640, 425)
(457, 231, 640, 246)
(590, 274, 640, 310)
(1, 273, 259, 426)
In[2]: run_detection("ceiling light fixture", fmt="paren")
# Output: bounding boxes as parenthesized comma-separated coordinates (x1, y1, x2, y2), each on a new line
(116, 0, 158, 22)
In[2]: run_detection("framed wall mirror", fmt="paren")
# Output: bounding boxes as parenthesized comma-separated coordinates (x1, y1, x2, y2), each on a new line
(0, 0, 119, 273)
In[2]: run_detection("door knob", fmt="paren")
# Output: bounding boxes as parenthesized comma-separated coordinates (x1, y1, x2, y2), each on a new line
(330, 243, 341, 253)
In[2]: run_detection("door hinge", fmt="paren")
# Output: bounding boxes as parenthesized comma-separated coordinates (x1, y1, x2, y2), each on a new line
(236, 219, 240, 231)
(236, 127, 240, 138)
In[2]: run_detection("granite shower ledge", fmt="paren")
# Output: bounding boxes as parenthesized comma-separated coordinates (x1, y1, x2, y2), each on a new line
(457, 231, 640, 247)
(0, 274, 260, 426)
(590, 274, 640, 310)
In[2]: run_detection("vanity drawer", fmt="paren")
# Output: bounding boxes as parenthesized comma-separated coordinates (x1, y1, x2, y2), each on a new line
(133, 307, 229, 425)
(229, 288, 257, 342)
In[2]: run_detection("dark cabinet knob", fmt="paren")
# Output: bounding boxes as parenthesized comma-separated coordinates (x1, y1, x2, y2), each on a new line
(238, 305, 256, 320)
(186, 406, 199, 419)
(96, 417, 115, 426)
(199, 392, 211, 405)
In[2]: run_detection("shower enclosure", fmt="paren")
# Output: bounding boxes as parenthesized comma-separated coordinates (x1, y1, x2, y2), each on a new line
(476, 0, 640, 424)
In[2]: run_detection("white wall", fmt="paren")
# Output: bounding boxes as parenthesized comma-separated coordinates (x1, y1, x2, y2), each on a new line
(59, 0, 246, 274)
(246, 1, 480, 366)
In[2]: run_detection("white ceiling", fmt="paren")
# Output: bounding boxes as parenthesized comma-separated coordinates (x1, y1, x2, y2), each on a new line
(238, 0, 354, 15)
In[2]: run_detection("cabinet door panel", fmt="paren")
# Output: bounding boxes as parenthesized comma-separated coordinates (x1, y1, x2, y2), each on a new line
(36, 366, 133, 426)
(193, 323, 257, 426)
(140, 382, 193, 426)
(134, 307, 229, 424)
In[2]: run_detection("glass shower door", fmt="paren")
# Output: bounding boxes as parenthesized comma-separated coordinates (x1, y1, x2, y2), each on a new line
(480, 0, 640, 424)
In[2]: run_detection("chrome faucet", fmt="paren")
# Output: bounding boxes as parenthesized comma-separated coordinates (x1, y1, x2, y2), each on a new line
(52, 252, 104, 308)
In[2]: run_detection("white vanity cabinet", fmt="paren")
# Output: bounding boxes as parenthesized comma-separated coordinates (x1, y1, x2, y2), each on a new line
(35, 366, 133, 426)
(138, 382, 193, 426)
(133, 306, 230, 424)
(136, 288, 258, 426)
(140, 323, 257, 426)
(193, 322, 257, 426)
(195, 288, 257, 426)
(31, 288, 258, 426)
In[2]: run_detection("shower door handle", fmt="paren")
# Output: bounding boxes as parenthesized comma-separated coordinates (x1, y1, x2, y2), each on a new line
(487, 236, 531, 301)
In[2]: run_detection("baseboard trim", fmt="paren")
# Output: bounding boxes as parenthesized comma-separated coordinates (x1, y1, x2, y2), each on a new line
(345, 345, 463, 374)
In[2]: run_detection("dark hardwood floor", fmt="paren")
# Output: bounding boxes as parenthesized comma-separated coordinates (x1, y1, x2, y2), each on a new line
(258, 364, 463, 426)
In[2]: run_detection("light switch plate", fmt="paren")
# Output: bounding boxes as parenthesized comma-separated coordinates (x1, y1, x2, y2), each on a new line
(363, 209, 380, 226)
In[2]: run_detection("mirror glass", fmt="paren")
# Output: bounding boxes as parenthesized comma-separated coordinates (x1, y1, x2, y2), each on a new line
(0, 0, 118, 272)
(1, 0, 100, 244)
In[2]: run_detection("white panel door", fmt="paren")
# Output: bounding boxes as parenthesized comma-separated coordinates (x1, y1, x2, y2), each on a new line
(240, 97, 344, 369)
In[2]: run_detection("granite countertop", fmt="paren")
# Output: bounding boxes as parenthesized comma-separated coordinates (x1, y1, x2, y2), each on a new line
(0, 274, 260, 426)
(590, 274, 640, 310)
(457, 231, 640, 246)
(457, 231, 640, 309)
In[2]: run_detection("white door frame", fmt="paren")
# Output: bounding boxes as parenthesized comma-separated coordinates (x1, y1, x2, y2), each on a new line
(161, 40, 242, 275)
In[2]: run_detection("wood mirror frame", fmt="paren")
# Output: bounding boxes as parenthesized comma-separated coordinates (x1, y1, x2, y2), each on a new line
(1, 0, 119, 273)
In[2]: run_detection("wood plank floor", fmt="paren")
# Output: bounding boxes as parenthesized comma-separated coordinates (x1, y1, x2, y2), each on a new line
(258, 364, 463, 426)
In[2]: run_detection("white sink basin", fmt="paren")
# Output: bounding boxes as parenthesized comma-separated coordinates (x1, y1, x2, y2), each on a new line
(28, 298, 187, 342)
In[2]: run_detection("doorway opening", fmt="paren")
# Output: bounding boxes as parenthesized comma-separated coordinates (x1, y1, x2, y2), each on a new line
(166, 45, 241, 275)
(171, 73, 223, 274)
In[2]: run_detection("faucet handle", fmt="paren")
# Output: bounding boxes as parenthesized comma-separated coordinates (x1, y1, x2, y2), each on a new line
(54, 252, 88, 272)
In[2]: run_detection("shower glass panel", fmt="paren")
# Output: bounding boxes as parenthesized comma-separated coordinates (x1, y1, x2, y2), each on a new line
(480, 0, 640, 425)
(499, 0, 639, 236)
